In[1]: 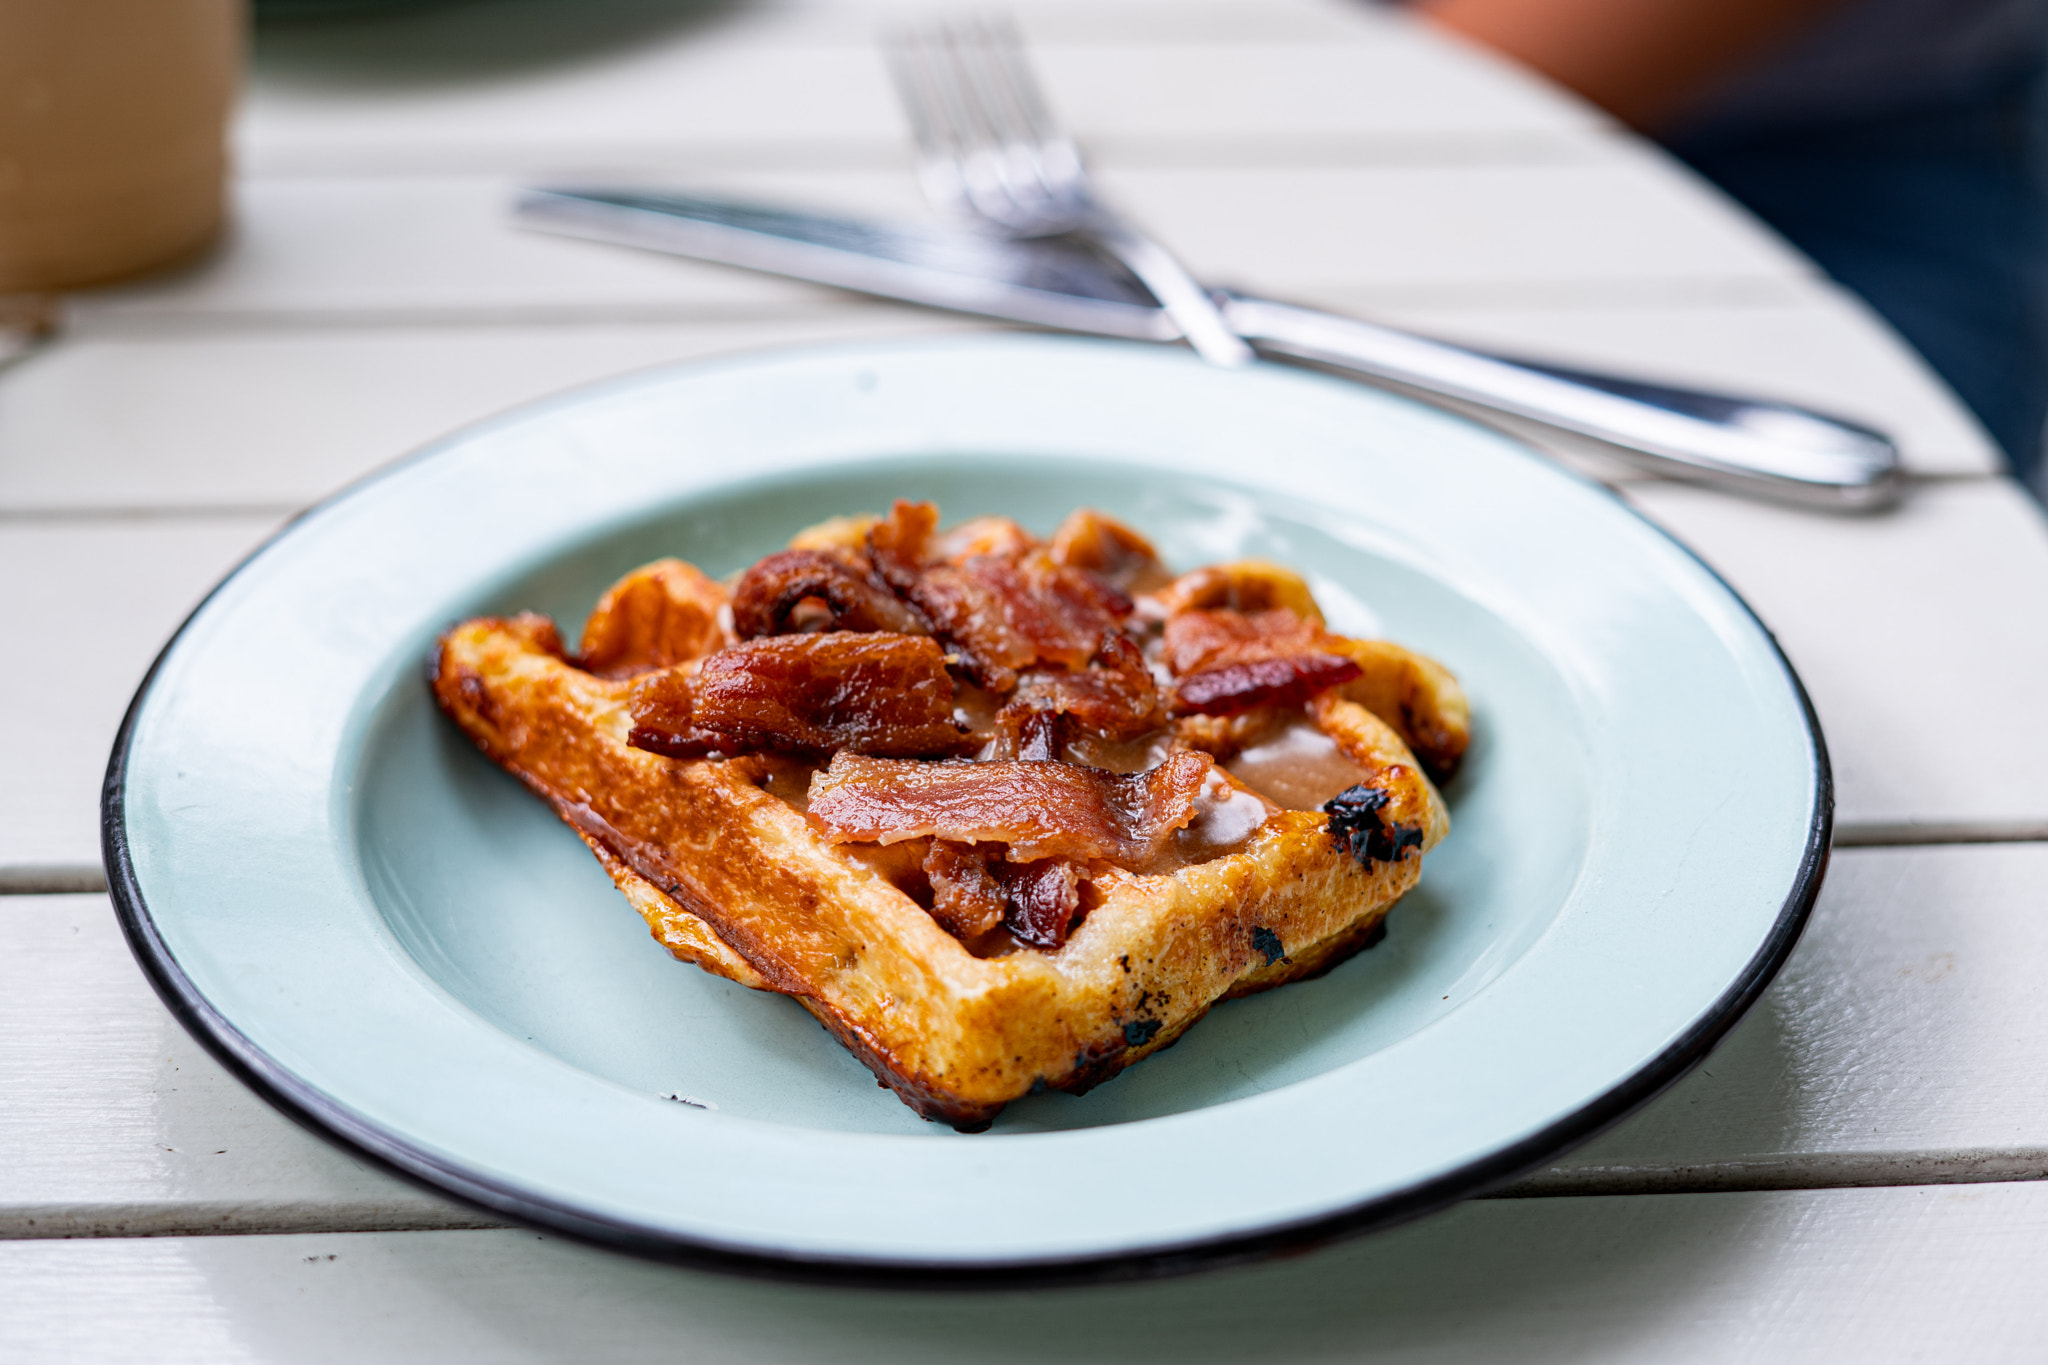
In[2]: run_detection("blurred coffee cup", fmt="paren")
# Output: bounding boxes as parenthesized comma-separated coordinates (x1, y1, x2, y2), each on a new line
(1, 0, 242, 295)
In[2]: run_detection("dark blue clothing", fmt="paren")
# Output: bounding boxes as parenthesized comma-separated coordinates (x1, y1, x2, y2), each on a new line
(1663, 1, 2048, 482)
(1666, 60, 2048, 480)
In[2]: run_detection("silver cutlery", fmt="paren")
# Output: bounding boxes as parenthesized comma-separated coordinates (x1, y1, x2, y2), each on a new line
(516, 186, 1904, 511)
(884, 16, 1254, 369)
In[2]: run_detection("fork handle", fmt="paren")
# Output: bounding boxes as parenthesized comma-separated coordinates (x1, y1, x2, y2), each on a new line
(1221, 292, 1904, 511)
(1089, 224, 1256, 369)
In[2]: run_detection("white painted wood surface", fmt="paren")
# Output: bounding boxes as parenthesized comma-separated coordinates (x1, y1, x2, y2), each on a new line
(1624, 479, 2048, 837)
(5, 1185, 2048, 1364)
(5, 0, 2046, 1354)
(57, 159, 1805, 325)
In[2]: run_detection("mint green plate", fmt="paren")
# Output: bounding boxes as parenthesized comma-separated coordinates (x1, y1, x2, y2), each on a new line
(105, 336, 1827, 1282)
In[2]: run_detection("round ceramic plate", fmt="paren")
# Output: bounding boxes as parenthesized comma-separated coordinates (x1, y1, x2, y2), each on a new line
(106, 335, 1827, 1282)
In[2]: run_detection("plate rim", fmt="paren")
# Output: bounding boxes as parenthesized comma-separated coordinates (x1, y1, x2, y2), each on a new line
(99, 335, 1833, 1287)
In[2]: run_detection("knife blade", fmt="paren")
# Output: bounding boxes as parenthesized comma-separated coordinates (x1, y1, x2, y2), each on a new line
(514, 186, 1902, 510)
(517, 187, 1172, 341)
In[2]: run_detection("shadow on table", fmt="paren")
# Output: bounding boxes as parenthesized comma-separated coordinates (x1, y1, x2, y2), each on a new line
(175, 1190, 1775, 1361)
(1527, 977, 1806, 1188)
(253, 0, 749, 88)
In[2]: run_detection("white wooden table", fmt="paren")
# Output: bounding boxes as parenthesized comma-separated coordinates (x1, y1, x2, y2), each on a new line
(7, 1, 2048, 1358)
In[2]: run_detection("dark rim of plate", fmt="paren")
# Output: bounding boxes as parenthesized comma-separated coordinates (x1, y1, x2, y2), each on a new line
(98, 339, 1834, 1290)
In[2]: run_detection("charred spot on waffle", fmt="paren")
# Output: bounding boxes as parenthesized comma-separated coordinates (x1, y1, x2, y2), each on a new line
(1250, 925, 1287, 966)
(1323, 783, 1425, 868)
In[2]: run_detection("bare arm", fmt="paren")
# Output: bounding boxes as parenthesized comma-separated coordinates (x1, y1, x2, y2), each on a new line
(1413, 0, 1850, 128)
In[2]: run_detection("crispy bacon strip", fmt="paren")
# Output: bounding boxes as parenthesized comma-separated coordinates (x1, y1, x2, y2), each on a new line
(625, 669, 729, 758)
(922, 841, 1009, 943)
(1174, 653, 1362, 717)
(630, 632, 966, 758)
(868, 500, 1133, 688)
(868, 497, 941, 568)
(1009, 553, 1134, 662)
(730, 549, 930, 640)
(932, 515, 1037, 563)
(988, 705, 1065, 762)
(1003, 633, 1165, 749)
(808, 749, 1215, 864)
(1162, 608, 1326, 677)
(922, 842, 1086, 950)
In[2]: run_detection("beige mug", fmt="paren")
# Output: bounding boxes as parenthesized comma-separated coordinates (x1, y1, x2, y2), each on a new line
(0, 0, 242, 294)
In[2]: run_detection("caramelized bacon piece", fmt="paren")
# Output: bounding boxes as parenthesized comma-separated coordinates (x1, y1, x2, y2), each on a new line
(932, 516, 1036, 563)
(576, 560, 730, 677)
(870, 502, 1025, 687)
(1166, 610, 1469, 780)
(868, 500, 1134, 689)
(631, 633, 967, 758)
(995, 857, 1084, 949)
(891, 563, 1035, 689)
(625, 669, 731, 758)
(1162, 608, 1326, 677)
(730, 549, 930, 640)
(1006, 633, 1165, 746)
(868, 497, 942, 569)
(807, 749, 1215, 865)
(922, 842, 1087, 950)
(1162, 608, 1368, 717)
(988, 705, 1065, 762)
(1174, 653, 1362, 718)
(1046, 509, 1167, 593)
(922, 841, 1009, 944)
(1009, 553, 1134, 663)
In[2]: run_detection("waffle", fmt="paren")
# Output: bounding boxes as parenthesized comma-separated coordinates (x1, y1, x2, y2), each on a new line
(432, 505, 1465, 1129)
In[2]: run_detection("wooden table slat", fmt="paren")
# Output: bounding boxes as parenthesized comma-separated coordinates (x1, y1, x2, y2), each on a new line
(61, 159, 1810, 328)
(1625, 480, 2048, 835)
(6, 1185, 2048, 1363)
(242, 33, 1603, 177)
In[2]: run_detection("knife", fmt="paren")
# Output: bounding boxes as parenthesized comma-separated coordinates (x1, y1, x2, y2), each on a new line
(514, 186, 1903, 511)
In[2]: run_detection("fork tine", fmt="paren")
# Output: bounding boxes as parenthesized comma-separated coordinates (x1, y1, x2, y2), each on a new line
(882, 14, 1256, 363)
(957, 17, 1087, 209)
(888, 20, 1036, 229)
(884, 25, 985, 215)
(881, 28, 947, 158)
(942, 21, 1039, 216)
(886, 15, 1098, 235)
(972, 17, 1059, 151)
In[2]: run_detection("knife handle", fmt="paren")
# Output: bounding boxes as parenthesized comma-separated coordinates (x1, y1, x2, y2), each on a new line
(1219, 293, 1904, 511)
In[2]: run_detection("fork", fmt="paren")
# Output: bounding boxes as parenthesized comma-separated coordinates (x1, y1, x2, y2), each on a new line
(884, 17, 1256, 368)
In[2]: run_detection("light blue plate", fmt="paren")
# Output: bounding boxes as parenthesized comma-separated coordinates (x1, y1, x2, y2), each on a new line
(105, 335, 1827, 1282)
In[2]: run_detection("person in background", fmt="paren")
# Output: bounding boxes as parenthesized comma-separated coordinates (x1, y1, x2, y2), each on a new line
(1413, 0, 2048, 491)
